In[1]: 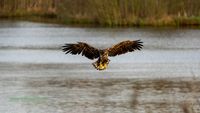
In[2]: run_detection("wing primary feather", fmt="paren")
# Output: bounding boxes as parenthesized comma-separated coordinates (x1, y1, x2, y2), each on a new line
(62, 42, 99, 60)
(108, 40, 143, 57)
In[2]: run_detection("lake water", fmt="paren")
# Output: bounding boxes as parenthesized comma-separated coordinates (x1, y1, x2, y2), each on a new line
(0, 20, 200, 113)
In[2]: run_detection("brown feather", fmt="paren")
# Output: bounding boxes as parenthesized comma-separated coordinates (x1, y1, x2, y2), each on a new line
(62, 42, 99, 60)
(108, 40, 143, 57)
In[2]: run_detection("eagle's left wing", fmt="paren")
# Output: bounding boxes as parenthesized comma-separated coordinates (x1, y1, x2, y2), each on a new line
(108, 40, 143, 57)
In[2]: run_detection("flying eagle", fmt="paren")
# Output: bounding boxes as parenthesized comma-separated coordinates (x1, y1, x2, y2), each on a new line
(62, 40, 143, 70)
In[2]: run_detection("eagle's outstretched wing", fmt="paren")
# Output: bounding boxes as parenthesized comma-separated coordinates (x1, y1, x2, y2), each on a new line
(62, 42, 99, 60)
(108, 40, 143, 57)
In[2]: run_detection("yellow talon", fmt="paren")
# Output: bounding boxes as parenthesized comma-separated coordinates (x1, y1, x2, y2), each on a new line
(93, 61, 108, 70)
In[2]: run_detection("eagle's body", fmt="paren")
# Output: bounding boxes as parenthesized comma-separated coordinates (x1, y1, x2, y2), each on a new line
(92, 49, 110, 70)
(62, 40, 143, 70)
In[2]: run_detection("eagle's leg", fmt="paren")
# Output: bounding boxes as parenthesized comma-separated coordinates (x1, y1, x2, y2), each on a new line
(108, 59, 110, 64)
(92, 58, 109, 71)
(92, 58, 101, 70)
(92, 62, 98, 70)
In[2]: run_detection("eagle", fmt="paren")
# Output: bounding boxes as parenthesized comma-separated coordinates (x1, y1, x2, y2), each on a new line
(62, 40, 143, 70)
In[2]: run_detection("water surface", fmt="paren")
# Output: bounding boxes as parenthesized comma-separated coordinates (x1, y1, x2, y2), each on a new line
(0, 20, 200, 113)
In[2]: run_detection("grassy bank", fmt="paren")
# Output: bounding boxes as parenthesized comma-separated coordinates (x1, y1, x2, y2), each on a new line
(0, 0, 57, 18)
(0, 0, 200, 27)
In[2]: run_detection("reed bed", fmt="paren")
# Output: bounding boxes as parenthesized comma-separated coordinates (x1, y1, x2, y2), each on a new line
(0, 0, 200, 26)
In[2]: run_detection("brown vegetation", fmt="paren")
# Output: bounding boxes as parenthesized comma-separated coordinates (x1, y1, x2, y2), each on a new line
(0, 0, 57, 17)
(0, 0, 200, 26)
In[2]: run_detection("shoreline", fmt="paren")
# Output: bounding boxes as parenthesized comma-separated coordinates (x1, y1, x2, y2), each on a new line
(1, 16, 200, 28)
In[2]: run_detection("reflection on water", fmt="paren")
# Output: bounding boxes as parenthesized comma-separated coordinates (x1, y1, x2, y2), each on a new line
(0, 20, 200, 113)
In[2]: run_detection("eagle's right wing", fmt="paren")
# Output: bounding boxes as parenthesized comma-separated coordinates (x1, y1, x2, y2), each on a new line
(62, 42, 99, 60)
